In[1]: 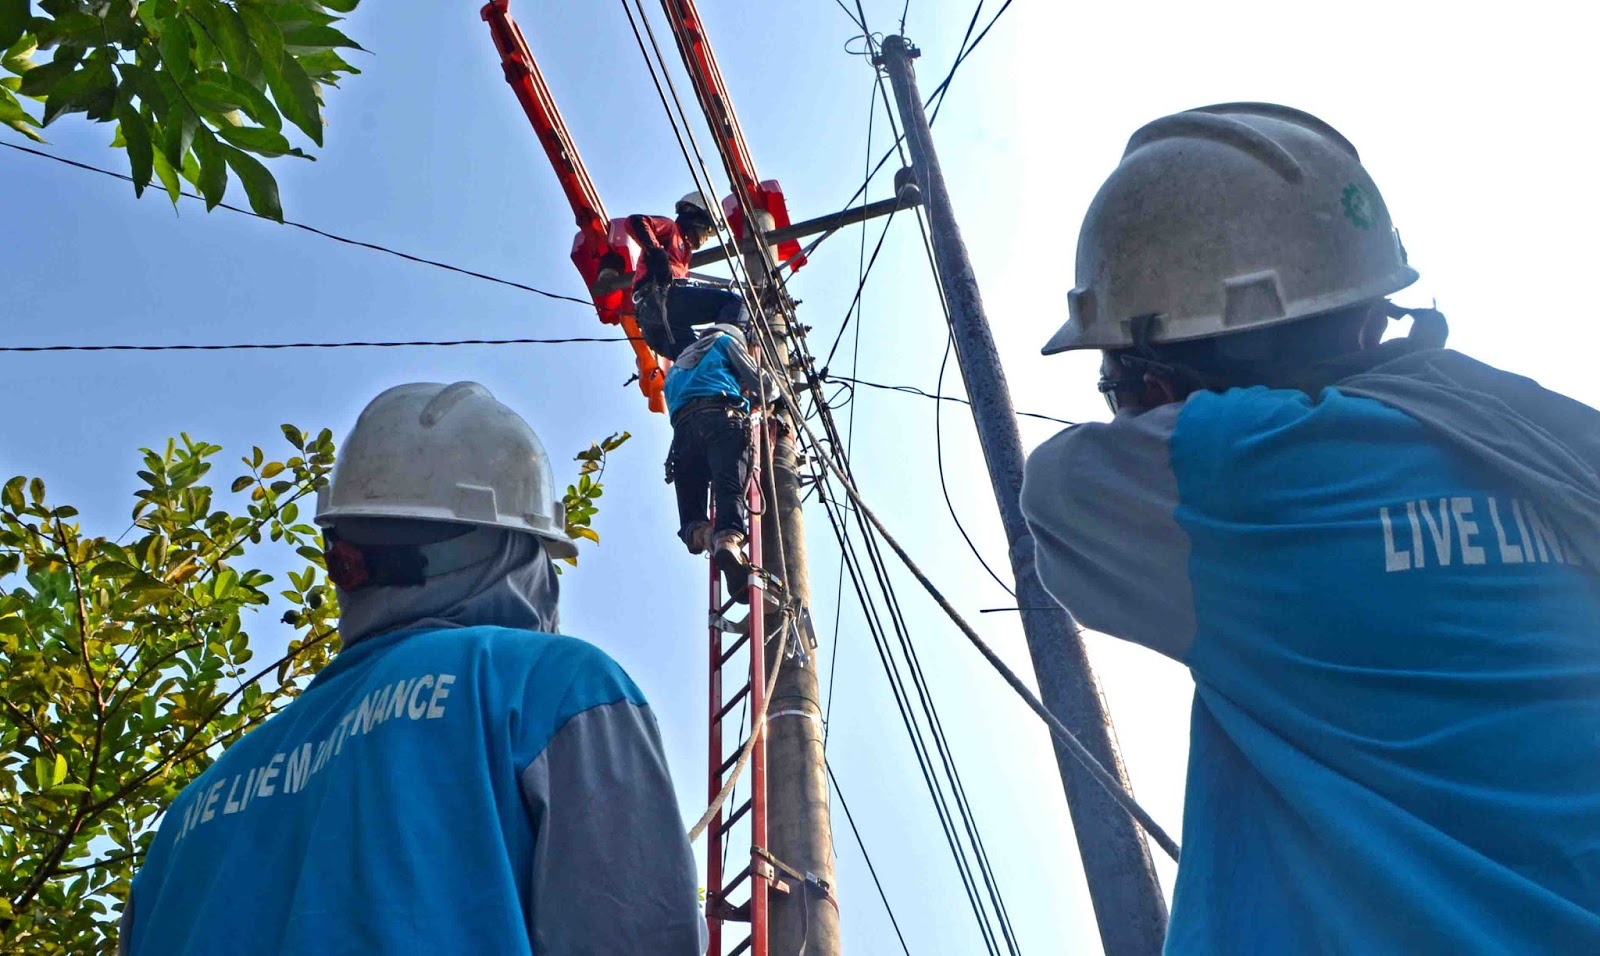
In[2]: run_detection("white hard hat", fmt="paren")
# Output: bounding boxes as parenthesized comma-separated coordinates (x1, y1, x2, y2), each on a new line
(315, 382, 577, 559)
(676, 191, 713, 218)
(1044, 103, 1418, 355)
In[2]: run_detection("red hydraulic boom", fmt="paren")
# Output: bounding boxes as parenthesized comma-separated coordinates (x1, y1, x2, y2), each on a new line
(657, 0, 806, 272)
(481, 0, 668, 413)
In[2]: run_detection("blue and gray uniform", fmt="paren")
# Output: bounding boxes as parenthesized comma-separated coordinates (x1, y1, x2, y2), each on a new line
(1022, 349, 1600, 954)
(123, 625, 704, 955)
(665, 332, 767, 418)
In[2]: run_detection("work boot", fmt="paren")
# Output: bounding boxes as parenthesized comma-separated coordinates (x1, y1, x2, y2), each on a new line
(713, 530, 750, 604)
(683, 521, 712, 556)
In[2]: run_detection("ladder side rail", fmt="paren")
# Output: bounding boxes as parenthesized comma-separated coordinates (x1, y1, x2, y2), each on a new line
(745, 361, 771, 956)
(707, 526, 727, 955)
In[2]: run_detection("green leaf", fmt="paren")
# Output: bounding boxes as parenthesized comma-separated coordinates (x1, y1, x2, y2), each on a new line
(161, 101, 197, 168)
(28, 476, 43, 503)
(150, 146, 181, 204)
(281, 425, 303, 449)
(157, 17, 194, 82)
(0, 86, 43, 143)
(321, 0, 362, 13)
(116, 101, 153, 197)
(260, 461, 285, 479)
(264, 46, 320, 146)
(193, 127, 227, 210)
(18, 57, 77, 97)
(295, 49, 359, 81)
(2, 33, 36, 74)
(238, 5, 283, 75)
(230, 476, 253, 493)
(214, 123, 299, 158)
(209, 69, 280, 131)
(280, 23, 364, 53)
(220, 142, 281, 221)
(51, 752, 66, 786)
(183, 79, 250, 116)
(0, 0, 27, 52)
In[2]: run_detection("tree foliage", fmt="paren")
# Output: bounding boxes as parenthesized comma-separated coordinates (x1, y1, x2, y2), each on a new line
(0, 0, 365, 221)
(0, 425, 621, 953)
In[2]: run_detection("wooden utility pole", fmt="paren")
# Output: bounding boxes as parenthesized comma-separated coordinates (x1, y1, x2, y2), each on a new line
(878, 35, 1169, 955)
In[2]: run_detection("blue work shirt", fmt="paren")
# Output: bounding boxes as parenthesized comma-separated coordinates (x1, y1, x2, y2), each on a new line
(1023, 382, 1600, 954)
(124, 626, 705, 955)
(665, 335, 754, 417)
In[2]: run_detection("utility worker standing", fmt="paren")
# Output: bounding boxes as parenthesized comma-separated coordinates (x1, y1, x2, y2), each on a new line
(1021, 103, 1600, 953)
(665, 324, 775, 603)
(630, 192, 749, 359)
(120, 382, 706, 955)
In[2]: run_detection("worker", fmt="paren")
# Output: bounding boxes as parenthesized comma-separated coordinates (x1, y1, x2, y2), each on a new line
(629, 191, 749, 360)
(665, 323, 775, 602)
(1021, 103, 1600, 953)
(119, 383, 706, 955)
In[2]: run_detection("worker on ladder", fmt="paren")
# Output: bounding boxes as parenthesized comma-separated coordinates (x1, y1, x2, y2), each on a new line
(1022, 103, 1600, 952)
(629, 191, 748, 359)
(666, 324, 776, 603)
(120, 383, 706, 955)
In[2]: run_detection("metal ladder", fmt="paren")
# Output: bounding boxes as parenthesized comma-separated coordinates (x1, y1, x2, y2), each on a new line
(704, 404, 776, 956)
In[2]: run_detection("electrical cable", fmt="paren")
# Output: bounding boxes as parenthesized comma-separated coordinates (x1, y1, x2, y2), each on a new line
(827, 759, 914, 956)
(825, 80, 880, 748)
(819, 374, 1076, 427)
(0, 336, 634, 353)
(926, 0, 1014, 125)
(935, 333, 1016, 596)
(0, 142, 594, 307)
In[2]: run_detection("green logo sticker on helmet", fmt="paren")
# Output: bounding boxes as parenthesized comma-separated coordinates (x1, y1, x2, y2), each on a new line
(1341, 183, 1376, 230)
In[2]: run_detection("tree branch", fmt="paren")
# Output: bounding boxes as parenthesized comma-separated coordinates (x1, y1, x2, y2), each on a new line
(0, 698, 57, 756)
(53, 849, 141, 878)
(86, 625, 337, 818)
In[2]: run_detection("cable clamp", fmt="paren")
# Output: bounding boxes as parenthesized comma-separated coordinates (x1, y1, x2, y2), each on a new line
(751, 846, 835, 908)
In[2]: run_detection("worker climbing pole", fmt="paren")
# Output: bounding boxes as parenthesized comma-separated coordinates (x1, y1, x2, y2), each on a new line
(481, 4, 840, 952)
(696, 381, 784, 956)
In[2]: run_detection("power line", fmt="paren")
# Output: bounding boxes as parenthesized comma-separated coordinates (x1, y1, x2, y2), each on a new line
(935, 333, 1016, 597)
(0, 336, 633, 354)
(926, 0, 1015, 125)
(0, 141, 595, 307)
(827, 760, 914, 956)
(822, 374, 1076, 427)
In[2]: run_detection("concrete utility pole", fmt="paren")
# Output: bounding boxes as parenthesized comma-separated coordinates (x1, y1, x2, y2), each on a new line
(878, 35, 1169, 955)
(754, 274, 841, 954)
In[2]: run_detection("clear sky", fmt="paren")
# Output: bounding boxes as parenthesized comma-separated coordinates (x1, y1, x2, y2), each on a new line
(3, 1, 1596, 952)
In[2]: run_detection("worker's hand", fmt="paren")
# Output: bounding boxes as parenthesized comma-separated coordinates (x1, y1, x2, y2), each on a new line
(643, 247, 672, 284)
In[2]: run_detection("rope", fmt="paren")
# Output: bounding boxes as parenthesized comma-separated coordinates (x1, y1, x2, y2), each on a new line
(687, 577, 793, 843)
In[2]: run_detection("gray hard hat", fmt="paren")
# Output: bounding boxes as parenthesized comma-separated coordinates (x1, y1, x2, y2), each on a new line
(1044, 103, 1419, 355)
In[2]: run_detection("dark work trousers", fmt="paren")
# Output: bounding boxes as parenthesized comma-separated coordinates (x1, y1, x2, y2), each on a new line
(634, 281, 748, 360)
(670, 404, 752, 543)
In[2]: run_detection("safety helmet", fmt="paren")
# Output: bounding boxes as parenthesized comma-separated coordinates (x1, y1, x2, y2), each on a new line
(675, 191, 715, 224)
(315, 382, 577, 560)
(1044, 103, 1418, 355)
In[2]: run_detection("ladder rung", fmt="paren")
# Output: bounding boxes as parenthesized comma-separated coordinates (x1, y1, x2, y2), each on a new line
(719, 630, 751, 665)
(718, 798, 752, 838)
(723, 863, 752, 901)
(720, 740, 749, 777)
(728, 937, 752, 956)
(715, 683, 752, 723)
